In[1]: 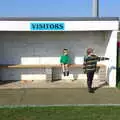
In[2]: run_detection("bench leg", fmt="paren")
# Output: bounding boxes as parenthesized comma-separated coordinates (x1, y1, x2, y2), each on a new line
(45, 68, 52, 82)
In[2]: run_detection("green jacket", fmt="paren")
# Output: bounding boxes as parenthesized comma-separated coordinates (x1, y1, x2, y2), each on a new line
(60, 55, 71, 64)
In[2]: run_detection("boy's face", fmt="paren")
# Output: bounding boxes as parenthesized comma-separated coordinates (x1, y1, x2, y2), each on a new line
(90, 50, 94, 55)
(63, 50, 68, 55)
(87, 48, 94, 55)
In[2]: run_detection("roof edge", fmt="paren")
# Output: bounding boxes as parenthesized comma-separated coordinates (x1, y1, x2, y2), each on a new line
(0, 17, 119, 21)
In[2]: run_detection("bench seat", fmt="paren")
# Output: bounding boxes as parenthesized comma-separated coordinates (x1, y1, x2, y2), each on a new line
(0, 64, 106, 68)
(0, 64, 107, 81)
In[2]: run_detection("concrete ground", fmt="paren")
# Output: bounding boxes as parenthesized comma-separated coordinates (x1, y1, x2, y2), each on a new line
(0, 79, 108, 89)
(0, 88, 120, 105)
(0, 80, 119, 105)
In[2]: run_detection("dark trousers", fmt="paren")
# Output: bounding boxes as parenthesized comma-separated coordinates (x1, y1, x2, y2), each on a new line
(87, 71, 95, 89)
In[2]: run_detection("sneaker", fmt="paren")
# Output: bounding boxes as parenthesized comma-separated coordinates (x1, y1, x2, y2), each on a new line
(67, 71, 69, 76)
(88, 88, 94, 93)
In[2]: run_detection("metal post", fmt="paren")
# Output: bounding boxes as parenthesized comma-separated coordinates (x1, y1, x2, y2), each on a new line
(92, 0, 99, 17)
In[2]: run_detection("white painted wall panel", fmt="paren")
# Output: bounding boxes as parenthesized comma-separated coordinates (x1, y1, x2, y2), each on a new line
(0, 31, 108, 81)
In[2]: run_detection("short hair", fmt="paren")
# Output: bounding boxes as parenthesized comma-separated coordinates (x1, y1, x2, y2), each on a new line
(87, 48, 93, 54)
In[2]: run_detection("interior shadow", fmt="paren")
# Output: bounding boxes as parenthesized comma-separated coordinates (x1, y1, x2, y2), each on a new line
(0, 80, 18, 85)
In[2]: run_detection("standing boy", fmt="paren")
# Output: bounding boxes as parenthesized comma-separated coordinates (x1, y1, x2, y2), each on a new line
(60, 49, 71, 76)
(83, 48, 109, 93)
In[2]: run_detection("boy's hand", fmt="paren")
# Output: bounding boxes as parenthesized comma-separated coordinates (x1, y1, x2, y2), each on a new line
(100, 57, 109, 60)
(82, 65, 86, 69)
(82, 63, 86, 69)
(105, 58, 109, 60)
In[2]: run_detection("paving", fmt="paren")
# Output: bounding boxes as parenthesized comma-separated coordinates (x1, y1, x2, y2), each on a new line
(0, 79, 119, 105)
(0, 79, 108, 89)
(0, 86, 120, 105)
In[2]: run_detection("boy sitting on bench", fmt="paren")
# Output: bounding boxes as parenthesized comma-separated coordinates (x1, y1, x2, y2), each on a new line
(60, 49, 71, 76)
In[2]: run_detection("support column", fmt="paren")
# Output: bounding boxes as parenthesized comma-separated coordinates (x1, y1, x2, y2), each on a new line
(105, 31, 117, 87)
(46, 68, 52, 81)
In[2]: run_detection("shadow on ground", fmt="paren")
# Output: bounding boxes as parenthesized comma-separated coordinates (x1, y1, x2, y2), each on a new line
(92, 81, 108, 92)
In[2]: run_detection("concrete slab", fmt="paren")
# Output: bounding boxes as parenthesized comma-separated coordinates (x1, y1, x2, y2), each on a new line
(0, 89, 23, 105)
(0, 88, 120, 105)
(0, 80, 108, 89)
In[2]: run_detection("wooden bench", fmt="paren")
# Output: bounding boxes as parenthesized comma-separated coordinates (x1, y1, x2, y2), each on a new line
(0, 64, 106, 81)
(0, 64, 106, 68)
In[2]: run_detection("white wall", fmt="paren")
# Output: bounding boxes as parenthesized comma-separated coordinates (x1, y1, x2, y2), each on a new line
(0, 31, 108, 82)
(0, 31, 107, 64)
(105, 31, 118, 87)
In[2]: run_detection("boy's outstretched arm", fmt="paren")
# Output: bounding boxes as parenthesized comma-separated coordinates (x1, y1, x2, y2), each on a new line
(90, 54, 109, 61)
(98, 56, 109, 61)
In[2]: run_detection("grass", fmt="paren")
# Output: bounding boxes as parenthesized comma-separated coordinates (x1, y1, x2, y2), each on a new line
(117, 81, 120, 89)
(0, 106, 120, 120)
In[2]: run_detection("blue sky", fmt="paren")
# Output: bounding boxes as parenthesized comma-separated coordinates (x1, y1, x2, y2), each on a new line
(0, 0, 119, 17)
